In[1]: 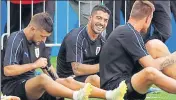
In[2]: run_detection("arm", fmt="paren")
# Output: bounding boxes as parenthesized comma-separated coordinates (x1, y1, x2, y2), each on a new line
(42, 65, 59, 79)
(4, 63, 36, 76)
(64, 33, 99, 76)
(139, 51, 176, 70)
(4, 58, 48, 76)
(71, 62, 99, 76)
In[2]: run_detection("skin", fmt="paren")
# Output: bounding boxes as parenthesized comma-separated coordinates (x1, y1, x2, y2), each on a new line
(126, 2, 176, 94)
(71, 10, 109, 87)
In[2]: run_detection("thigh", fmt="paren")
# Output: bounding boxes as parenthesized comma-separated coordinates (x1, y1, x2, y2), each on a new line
(145, 39, 170, 59)
(145, 39, 176, 79)
(131, 69, 153, 94)
(25, 76, 46, 100)
(124, 78, 146, 100)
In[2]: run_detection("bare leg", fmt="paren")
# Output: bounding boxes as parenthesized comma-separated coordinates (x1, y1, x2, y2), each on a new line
(85, 75, 100, 88)
(131, 67, 176, 94)
(25, 74, 74, 100)
(146, 39, 176, 79)
(56, 77, 106, 98)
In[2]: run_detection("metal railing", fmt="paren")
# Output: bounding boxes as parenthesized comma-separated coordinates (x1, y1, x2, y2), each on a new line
(1, 0, 127, 49)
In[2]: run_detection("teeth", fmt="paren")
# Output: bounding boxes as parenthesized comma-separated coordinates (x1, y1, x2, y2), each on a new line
(97, 26, 103, 29)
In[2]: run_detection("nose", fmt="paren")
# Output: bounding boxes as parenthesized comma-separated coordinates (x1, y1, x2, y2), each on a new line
(99, 20, 104, 26)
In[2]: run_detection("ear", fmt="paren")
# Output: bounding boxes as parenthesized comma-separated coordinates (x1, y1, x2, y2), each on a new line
(29, 25, 35, 31)
(145, 15, 150, 24)
(146, 14, 152, 24)
(29, 26, 36, 36)
(88, 16, 92, 21)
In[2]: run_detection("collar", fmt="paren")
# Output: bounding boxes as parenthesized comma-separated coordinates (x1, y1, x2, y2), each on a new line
(84, 26, 101, 44)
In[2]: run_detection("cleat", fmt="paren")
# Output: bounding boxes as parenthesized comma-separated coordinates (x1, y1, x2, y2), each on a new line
(111, 80, 127, 100)
(77, 83, 93, 100)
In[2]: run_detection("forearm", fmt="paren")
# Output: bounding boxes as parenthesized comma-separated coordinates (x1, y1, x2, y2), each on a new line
(51, 66, 59, 79)
(4, 63, 35, 76)
(42, 66, 59, 79)
(72, 62, 99, 76)
(155, 51, 176, 70)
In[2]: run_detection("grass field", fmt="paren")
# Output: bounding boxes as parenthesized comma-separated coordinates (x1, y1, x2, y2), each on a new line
(50, 57, 176, 100)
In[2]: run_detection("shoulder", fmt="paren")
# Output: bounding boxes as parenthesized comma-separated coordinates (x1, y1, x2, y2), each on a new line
(112, 25, 133, 38)
(7, 31, 24, 46)
(65, 26, 86, 43)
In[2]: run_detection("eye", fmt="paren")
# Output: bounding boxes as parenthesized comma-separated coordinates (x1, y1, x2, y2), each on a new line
(104, 19, 108, 23)
(96, 16, 102, 20)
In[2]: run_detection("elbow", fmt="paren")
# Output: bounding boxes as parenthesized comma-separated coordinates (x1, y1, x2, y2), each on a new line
(4, 67, 13, 76)
(73, 70, 82, 76)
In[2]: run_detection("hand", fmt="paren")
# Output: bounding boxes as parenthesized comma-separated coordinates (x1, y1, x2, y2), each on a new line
(32, 57, 48, 69)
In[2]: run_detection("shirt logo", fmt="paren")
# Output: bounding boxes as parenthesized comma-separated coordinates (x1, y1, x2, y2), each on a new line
(24, 52, 29, 58)
(96, 47, 101, 55)
(84, 49, 87, 54)
(35, 47, 40, 58)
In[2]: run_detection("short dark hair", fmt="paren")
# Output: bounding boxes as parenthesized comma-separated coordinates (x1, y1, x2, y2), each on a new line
(130, 0, 155, 20)
(30, 12, 53, 33)
(91, 5, 111, 16)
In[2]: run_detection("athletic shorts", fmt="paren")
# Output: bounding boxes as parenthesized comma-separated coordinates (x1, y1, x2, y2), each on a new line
(11, 80, 56, 100)
(103, 77, 146, 100)
(74, 73, 99, 82)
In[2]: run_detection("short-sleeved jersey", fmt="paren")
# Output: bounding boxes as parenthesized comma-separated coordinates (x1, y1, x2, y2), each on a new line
(1, 30, 51, 95)
(57, 26, 106, 78)
(100, 23, 149, 89)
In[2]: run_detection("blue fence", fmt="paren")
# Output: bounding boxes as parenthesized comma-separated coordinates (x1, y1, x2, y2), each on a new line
(1, 1, 176, 56)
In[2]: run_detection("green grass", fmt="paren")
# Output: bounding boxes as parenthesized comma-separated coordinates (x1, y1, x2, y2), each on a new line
(50, 57, 176, 100)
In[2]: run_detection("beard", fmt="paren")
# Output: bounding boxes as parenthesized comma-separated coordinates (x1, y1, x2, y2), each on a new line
(141, 27, 148, 34)
(91, 23, 104, 35)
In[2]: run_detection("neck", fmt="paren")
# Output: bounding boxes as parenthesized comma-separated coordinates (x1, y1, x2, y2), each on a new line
(128, 19, 143, 33)
(87, 24, 99, 40)
(23, 27, 33, 41)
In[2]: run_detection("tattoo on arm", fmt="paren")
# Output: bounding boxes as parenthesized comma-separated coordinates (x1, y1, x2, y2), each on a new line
(161, 58, 176, 69)
(72, 62, 80, 71)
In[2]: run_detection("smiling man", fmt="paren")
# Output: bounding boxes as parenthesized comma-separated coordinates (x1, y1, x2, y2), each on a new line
(57, 5, 110, 87)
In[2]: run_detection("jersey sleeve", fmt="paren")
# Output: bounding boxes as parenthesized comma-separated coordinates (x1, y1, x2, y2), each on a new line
(65, 35, 83, 63)
(3, 35, 23, 66)
(118, 31, 149, 62)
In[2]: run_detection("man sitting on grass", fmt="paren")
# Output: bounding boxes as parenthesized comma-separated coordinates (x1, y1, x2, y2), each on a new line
(2, 12, 127, 100)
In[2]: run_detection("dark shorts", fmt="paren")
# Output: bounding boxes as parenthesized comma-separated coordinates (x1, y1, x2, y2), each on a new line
(103, 77, 146, 100)
(74, 73, 99, 82)
(11, 80, 56, 100)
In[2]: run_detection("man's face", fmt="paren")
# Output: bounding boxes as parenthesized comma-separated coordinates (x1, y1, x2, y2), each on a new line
(141, 13, 153, 33)
(89, 11, 109, 35)
(31, 28, 51, 45)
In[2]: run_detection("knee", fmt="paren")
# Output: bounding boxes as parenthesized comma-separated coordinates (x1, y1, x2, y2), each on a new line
(86, 75, 99, 82)
(39, 74, 52, 84)
(85, 75, 100, 87)
(145, 39, 169, 57)
(145, 39, 163, 50)
(64, 77, 75, 84)
(143, 67, 159, 81)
